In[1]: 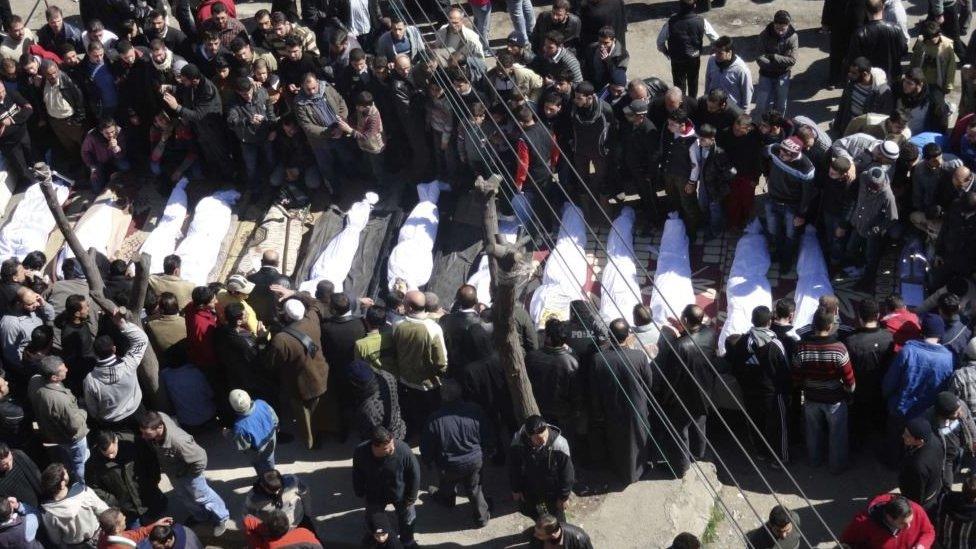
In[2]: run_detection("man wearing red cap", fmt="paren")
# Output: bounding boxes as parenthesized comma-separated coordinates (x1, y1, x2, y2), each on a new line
(763, 135, 816, 270)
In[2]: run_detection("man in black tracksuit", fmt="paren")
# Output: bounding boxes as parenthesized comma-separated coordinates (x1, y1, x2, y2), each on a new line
(618, 98, 661, 227)
(526, 319, 581, 445)
(656, 0, 718, 98)
(729, 306, 792, 462)
(508, 416, 575, 522)
(845, 299, 894, 444)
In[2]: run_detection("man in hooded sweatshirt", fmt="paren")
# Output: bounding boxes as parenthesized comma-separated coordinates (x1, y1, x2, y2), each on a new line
(754, 11, 797, 117)
(704, 36, 751, 111)
(83, 309, 149, 431)
(764, 135, 816, 269)
(508, 415, 574, 522)
(39, 462, 108, 547)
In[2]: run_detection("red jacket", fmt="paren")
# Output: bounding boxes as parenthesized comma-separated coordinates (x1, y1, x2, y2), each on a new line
(840, 493, 935, 549)
(195, 0, 237, 26)
(184, 304, 218, 367)
(97, 524, 155, 548)
(883, 309, 921, 352)
(243, 515, 322, 548)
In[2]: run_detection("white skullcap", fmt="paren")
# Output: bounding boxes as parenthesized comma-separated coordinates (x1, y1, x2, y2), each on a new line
(228, 389, 252, 414)
(966, 337, 976, 361)
(283, 299, 305, 322)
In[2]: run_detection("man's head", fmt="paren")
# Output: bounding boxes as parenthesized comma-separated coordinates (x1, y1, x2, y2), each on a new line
(751, 306, 772, 328)
(447, 6, 465, 32)
(936, 391, 963, 421)
(712, 35, 733, 62)
(65, 294, 89, 322)
(0, 443, 12, 473)
(573, 81, 596, 108)
(40, 463, 68, 501)
(271, 11, 293, 37)
(524, 414, 550, 448)
(93, 334, 117, 361)
(953, 166, 974, 191)
(921, 313, 946, 341)
(857, 298, 880, 327)
(404, 290, 426, 314)
(455, 284, 479, 310)
(226, 274, 254, 297)
(211, 2, 229, 28)
(633, 304, 652, 328)
(330, 292, 351, 316)
(609, 318, 630, 344)
(767, 506, 795, 540)
(364, 305, 387, 331)
(849, 56, 872, 84)
(812, 307, 834, 335)
(139, 411, 166, 442)
(45, 6, 64, 32)
(149, 525, 177, 549)
(542, 31, 565, 58)
(902, 68, 926, 96)
(938, 292, 961, 320)
(772, 10, 791, 34)
(15, 287, 39, 314)
(544, 318, 569, 347)
(903, 417, 932, 449)
(533, 514, 562, 542)
(98, 508, 126, 537)
(680, 304, 704, 330)
(95, 429, 119, 461)
(369, 426, 395, 458)
(191, 286, 217, 309)
(224, 301, 246, 328)
(162, 254, 181, 276)
(85, 41, 106, 65)
(40, 59, 59, 85)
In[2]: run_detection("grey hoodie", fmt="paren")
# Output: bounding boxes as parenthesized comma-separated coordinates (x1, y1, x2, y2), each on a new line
(82, 320, 148, 423)
(148, 411, 208, 478)
(848, 170, 899, 236)
(41, 483, 108, 546)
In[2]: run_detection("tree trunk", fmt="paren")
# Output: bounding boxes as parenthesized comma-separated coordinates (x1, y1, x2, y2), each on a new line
(37, 163, 170, 412)
(474, 175, 539, 422)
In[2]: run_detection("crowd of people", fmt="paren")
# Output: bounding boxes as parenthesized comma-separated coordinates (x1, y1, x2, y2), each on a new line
(0, 0, 973, 545)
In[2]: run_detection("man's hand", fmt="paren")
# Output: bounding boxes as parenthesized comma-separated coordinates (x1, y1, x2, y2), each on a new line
(557, 497, 568, 510)
(112, 307, 128, 326)
(835, 226, 846, 238)
(152, 517, 174, 528)
(6, 496, 18, 511)
(288, 83, 300, 94)
(270, 284, 296, 301)
(684, 182, 696, 195)
(251, 113, 265, 125)
(512, 491, 523, 501)
(359, 297, 375, 308)
(793, 216, 805, 227)
(0, 116, 12, 127)
(161, 91, 179, 110)
(337, 119, 352, 134)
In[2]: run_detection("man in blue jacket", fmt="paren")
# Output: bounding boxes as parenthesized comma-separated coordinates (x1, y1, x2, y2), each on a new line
(882, 314, 954, 464)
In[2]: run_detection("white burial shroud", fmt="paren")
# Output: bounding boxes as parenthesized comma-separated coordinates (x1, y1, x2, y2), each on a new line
(466, 217, 519, 307)
(58, 188, 131, 274)
(387, 181, 445, 290)
(792, 225, 834, 334)
(140, 178, 190, 273)
(717, 219, 772, 356)
(175, 189, 240, 286)
(599, 206, 642, 321)
(0, 177, 70, 260)
(299, 192, 379, 294)
(529, 202, 588, 326)
(649, 212, 695, 326)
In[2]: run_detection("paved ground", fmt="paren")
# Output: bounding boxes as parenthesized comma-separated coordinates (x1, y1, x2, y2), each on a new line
(5, 0, 953, 546)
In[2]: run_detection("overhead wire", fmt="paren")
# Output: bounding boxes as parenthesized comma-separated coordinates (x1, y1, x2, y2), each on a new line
(390, 4, 843, 544)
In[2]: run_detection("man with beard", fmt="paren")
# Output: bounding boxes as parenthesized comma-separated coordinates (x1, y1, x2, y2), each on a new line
(161, 63, 235, 179)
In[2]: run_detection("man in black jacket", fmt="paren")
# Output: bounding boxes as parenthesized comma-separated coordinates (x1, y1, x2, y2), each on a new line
(658, 304, 717, 477)
(86, 430, 166, 525)
(161, 63, 235, 179)
(579, 0, 626, 49)
(0, 81, 33, 186)
(530, 513, 594, 549)
(845, 299, 894, 444)
(439, 285, 482, 373)
(619, 98, 661, 228)
(391, 54, 430, 180)
(730, 306, 792, 463)
(570, 81, 616, 204)
(847, 0, 907, 81)
(419, 381, 491, 528)
(526, 319, 580, 440)
(583, 26, 629, 91)
(900, 417, 945, 513)
(656, 0, 718, 98)
(532, 0, 581, 55)
(321, 292, 366, 434)
(247, 251, 283, 325)
(509, 415, 575, 522)
(353, 426, 421, 547)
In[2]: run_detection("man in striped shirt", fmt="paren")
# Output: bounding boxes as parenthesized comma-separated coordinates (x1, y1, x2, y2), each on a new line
(793, 308, 856, 474)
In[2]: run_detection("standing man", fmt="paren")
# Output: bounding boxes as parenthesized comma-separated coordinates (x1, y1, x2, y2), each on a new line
(392, 290, 448, 439)
(793, 308, 856, 474)
(591, 319, 656, 485)
(570, 81, 616, 206)
(227, 389, 279, 475)
(353, 426, 420, 547)
(656, 0, 718, 98)
(294, 73, 352, 194)
(139, 411, 231, 537)
(531, 514, 594, 548)
(420, 380, 491, 528)
(848, 0, 908, 81)
(40, 60, 86, 164)
(704, 36, 752, 111)
(28, 356, 88, 483)
(525, 319, 580, 440)
(899, 417, 945, 513)
(764, 136, 816, 270)
(1, 287, 54, 371)
(508, 415, 574, 522)
(844, 299, 894, 444)
(83, 310, 149, 431)
(754, 11, 797, 117)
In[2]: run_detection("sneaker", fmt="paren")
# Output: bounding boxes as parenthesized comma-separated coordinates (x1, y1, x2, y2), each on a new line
(213, 519, 230, 537)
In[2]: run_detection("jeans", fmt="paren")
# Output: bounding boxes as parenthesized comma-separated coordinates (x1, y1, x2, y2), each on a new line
(365, 501, 416, 545)
(240, 141, 275, 191)
(435, 460, 490, 525)
(470, 2, 492, 51)
(764, 200, 800, 267)
(170, 474, 230, 525)
(506, 0, 534, 44)
(804, 400, 849, 472)
(310, 139, 355, 193)
(753, 74, 790, 117)
(251, 435, 277, 475)
(59, 437, 89, 485)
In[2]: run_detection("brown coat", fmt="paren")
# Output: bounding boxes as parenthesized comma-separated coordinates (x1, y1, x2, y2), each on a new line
(148, 275, 195, 310)
(268, 296, 329, 401)
(145, 314, 188, 357)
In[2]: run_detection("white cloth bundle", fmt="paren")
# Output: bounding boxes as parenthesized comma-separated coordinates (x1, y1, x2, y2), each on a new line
(717, 219, 772, 356)
(299, 192, 379, 294)
(175, 189, 240, 286)
(529, 202, 588, 326)
(0, 177, 70, 260)
(57, 189, 131, 275)
(387, 181, 447, 290)
(792, 225, 834, 334)
(649, 212, 695, 326)
(599, 206, 642, 321)
(466, 217, 519, 306)
(140, 178, 189, 273)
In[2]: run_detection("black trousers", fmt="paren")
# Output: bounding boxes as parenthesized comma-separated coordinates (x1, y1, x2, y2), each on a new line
(0, 131, 31, 188)
(670, 57, 702, 99)
(434, 460, 490, 524)
(669, 413, 707, 476)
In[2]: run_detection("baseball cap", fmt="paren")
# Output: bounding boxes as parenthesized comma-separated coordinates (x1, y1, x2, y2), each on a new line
(506, 32, 526, 47)
(227, 274, 255, 294)
(623, 99, 649, 115)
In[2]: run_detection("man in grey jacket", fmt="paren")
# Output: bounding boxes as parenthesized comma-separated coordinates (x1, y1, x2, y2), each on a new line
(0, 286, 54, 373)
(139, 411, 231, 537)
(27, 355, 88, 483)
(83, 309, 148, 430)
(294, 73, 352, 193)
(843, 166, 899, 287)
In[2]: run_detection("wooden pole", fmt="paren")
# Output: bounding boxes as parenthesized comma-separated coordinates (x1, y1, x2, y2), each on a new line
(474, 175, 539, 422)
(36, 163, 170, 412)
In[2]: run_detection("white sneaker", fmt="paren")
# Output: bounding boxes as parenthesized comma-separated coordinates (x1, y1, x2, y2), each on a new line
(213, 519, 230, 537)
